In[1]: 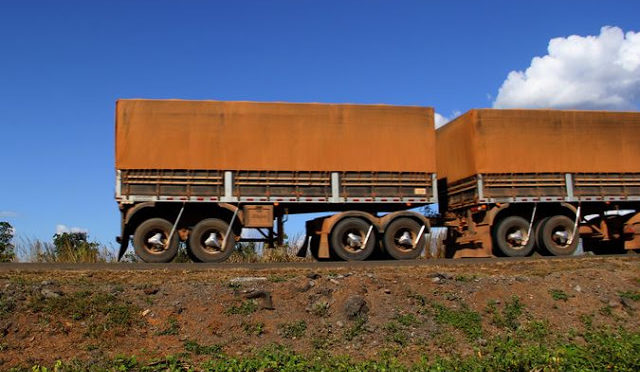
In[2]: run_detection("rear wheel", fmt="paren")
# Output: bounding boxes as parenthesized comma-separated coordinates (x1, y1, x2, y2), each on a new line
(383, 218, 427, 260)
(493, 216, 535, 257)
(329, 218, 376, 261)
(133, 218, 180, 263)
(538, 215, 579, 256)
(188, 218, 235, 263)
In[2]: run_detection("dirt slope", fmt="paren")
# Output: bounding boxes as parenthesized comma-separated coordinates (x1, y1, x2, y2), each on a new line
(1, 256, 640, 369)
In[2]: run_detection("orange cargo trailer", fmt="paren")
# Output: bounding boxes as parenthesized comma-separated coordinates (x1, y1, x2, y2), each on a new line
(115, 99, 437, 263)
(436, 109, 640, 259)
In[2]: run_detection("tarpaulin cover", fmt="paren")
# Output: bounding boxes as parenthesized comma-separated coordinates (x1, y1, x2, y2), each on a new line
(116, 99, 435, 172)
(436, 109, 640, 183)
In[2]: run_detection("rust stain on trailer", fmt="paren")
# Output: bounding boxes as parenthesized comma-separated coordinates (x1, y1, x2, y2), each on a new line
(436, 109, 640, 184)
(116, 99, 436, 172)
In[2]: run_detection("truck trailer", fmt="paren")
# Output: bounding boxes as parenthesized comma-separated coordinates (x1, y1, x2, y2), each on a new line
(436, 109, 640, 258)
(115, 99, 437, 262)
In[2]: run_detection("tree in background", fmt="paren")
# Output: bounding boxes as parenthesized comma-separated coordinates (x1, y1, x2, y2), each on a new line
(51, 232, 101, 263)
(0, 221, 16, 262)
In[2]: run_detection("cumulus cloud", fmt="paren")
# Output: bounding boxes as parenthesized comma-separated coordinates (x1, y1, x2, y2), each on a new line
(56, 224, 88, 235)
(494, 26, 640, 110)
(434, 111, 461, 129)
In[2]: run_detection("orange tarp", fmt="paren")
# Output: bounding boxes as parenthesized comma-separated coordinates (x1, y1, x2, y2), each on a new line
(116, 99, 435, 172)
(437, 109, 640, 183)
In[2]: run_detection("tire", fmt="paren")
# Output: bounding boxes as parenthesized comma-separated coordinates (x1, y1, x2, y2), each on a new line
(188, 218, 235, 263)
(133, 218, 180, 263)
(383, 218, 427, 260)
(538, 215, 579, 256)
(329, 218, 376, 261)
(534, 217, 549, 253)
(493, 216, 535, 257)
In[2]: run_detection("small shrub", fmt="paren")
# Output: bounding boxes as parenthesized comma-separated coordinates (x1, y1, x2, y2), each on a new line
(344, 315, 367, 341)
(156, 317, 179, 336)
(395, 313, 420, 327)
(384, 321, 408, 346)
(550, 289, 570, 301)
(619, 290, 640, 301)
(431, 302, 483, 340)
(242, 321, 265, 336)
(311, 301, 330, 317)
(225, 300, 258, 316)
(184, 340, 223, 356)
(279, 320, 307, 339)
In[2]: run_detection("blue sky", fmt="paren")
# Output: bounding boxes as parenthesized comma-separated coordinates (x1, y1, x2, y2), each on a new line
(1, 1, 638, 253)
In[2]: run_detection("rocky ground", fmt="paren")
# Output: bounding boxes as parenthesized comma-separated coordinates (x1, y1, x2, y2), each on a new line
(1, 256, 640, 370)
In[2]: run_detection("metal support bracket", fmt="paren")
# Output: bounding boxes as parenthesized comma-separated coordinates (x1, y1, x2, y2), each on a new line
(567, 204, 581, 246)
(166, 202, 186, 248)
(362, 225, 374, 248)
(223, 204, 240, 247)
(521, 203, 537, 246)
(413, 225, 426, 247)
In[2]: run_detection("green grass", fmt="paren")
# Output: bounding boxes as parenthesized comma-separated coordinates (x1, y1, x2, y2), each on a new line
(242, 321, 265, 336)
(224, 300, 258, 316)
(0, 293, 15, 319)
(549, 289, 570, 301)
(278, 320, 307, 339)
(21, 327, 640, 371)
(487, 296, 524, 330)
(431, 301, 483, 340)
(30, 290, 140, 337)
(383, 321, 408, 346)
(619, 290, 640, 301)
(183, 340, 224, 356)
(310, 301, 329, 317)
(156, 316, 180, 336)
(344, 315, 367, 341)
(394, 313, 420, 327)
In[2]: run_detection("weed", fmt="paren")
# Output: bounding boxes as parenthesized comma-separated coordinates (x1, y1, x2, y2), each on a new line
(431, 302, 483, 340)
(311, 301, 330, 317)
(489, 296, 524, 330)
(183, 340, 223, 356)
(395, 313, 420, 327)
(600, 305, 613, 317)
(384, 321, 408, 346)
(0, 293, 15, 319)
(156, 316, 179, 336)
(30, 291, 140, 337)
(242, 321, 265, 336)
(224, 300, 258, 315)
(344, 315, 367, 341)
(267, 275, 287, 283)
(619, 290, 640, 301)
(550, 289, 570, 301)
(278, 320, 307, 339)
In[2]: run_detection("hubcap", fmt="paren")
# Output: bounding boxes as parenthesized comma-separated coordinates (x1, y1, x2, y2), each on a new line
(147, 233, 165, 248)
(397, 231, 413, 247)
(346, 232, 363, 248)
(507, 229, 526, 247)
(553, 230, 570, 245)
(204, 232, 221, 248)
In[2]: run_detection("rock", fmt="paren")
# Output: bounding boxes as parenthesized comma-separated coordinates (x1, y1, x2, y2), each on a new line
(478, 338, 488, 346)
(143, 287, 159, 295)
(574, 285, 582, 293)
(366, 273, 376, 279)
(431, 277, 442, 284)
(343, 295, 369, 320)
(229, 277, 267, 285)
(329, 279, 340, 285)
(621, 297, 636, 310)
(141, 309, 151, 317)
(41, 288, 62, 299)
(336, 321, 344, 328)
(383, 289, 391, 294)
(344, 272, 353, 277)
(244, 290, 274, 310)
(40, 280, 56, 286)
(173, 301, 184, 314)
(297, 280, 315, 292)
(608, 299, 621, 308)
(515, 276, 529, 282)
(306, 273, 321, 280)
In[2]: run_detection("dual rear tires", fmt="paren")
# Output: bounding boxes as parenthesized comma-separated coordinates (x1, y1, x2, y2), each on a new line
(493, 214, 578, 257)
(133, 218, 234, 263)
(329, 217, 427, 261)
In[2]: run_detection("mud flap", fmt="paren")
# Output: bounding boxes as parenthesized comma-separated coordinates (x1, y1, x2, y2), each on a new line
(117, 235, 130, 261)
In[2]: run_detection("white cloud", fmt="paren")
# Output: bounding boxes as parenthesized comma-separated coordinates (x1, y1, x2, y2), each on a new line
(0, 211, 17, 218)
(494, 26, 640, 110)
(56, 224, 88, 235)
(434, 111, 462, 129)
